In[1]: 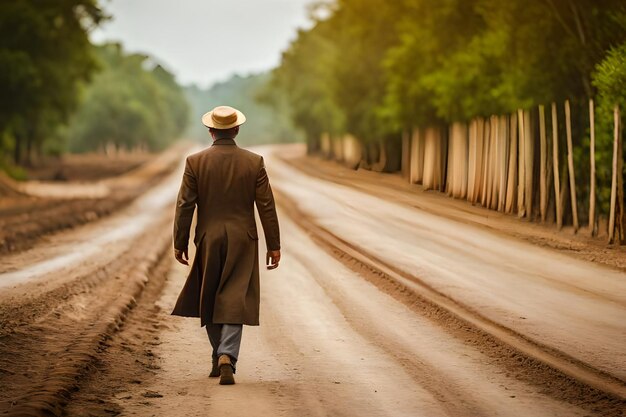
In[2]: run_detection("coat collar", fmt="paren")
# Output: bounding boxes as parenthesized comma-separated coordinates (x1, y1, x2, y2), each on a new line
(212, 138, 237, 146)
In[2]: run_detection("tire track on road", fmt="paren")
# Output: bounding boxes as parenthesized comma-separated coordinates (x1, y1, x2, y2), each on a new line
(275, 190, 626, 416)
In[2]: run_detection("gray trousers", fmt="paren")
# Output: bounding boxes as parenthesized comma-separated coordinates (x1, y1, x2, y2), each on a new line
(206, 323, 243, 370)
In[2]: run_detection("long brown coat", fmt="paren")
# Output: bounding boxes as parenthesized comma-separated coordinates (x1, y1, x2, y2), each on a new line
(171, 138, 280, 326)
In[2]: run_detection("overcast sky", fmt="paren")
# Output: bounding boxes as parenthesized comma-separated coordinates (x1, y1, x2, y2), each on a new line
(91, 0, 313, 88)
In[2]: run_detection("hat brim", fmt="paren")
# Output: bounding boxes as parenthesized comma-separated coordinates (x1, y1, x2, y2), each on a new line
(201, 109, 246, 129)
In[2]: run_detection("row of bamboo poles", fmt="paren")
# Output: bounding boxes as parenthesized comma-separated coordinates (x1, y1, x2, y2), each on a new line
(404, 101, 624, 243)
(319, 100, 624, 244)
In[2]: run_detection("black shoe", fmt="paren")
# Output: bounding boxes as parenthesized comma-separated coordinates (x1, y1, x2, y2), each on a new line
(210, 360, 219, 378)
(218, 355, 235, 385)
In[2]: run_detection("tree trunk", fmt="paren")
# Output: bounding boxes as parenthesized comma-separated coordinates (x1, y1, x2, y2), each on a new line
(402, 129, 411, 180)
(306, 132, 321, 155)
(25, 132, 34, 167)
(13, 135, 22, 165)
(373, 136, 402, 173)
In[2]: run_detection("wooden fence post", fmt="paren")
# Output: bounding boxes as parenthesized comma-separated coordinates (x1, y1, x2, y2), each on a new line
(517, 109, 526, 217)
(409, 128, 424, 184)
(539, 105, 548, 222)
(524, 109, 534, 219)
(446, 125, 454, 196)
(487, 116, 497, 209)
(343, 134, 362, 169)
(402, 129, 411, 180)
(469, 118, 485, 203)
(423, 127, 440, 191)
(619, 110, 625, 243)
(493, 116, 501, 210)
(565, 99, 579, 232)
(498, 115, 509, 212)
(505, 113, 518, 213)
(450, 122, 468, 199)
(467, 120, 477, 202)
(437, 127, 444, 191)
(589, 99, 596, 236)
(481, 121, 491, 207)
(552, 103, 562, 229)
(608, 105, 620, 243)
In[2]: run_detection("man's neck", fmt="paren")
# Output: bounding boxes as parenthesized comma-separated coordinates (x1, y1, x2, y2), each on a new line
(212, 137, 237, 146)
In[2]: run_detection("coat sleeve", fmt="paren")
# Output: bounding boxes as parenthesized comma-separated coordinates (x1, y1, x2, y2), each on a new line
(255, 157, 281, 251)
(173, 157, 198, 251)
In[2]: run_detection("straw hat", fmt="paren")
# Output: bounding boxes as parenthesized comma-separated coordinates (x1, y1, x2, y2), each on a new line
(202, 106, 246, 129)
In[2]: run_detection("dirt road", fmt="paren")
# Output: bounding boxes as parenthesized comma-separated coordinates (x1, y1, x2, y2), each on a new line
(263, 146, 626, 383)
(2, 144, 624, 416)
(77, 213, 601, 417)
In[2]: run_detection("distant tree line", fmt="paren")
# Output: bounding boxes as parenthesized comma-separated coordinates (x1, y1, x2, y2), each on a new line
(185, 73, 302, 147)
(0, 0, 189, 168)
(269, 0, 625, 226)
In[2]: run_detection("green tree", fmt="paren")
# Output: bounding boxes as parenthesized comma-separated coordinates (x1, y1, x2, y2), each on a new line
(0, 0, 106, 164)
(592, 42, 626, 214)
(68, 43, 189, 153)
(269, 0, 625, 219)
(269, 22, 344, 150)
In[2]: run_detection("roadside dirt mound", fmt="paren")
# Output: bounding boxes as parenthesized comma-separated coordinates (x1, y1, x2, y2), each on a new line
(24, 153, 151, 182)
(0, 217, 172, 416)
(0, 143, 188, 255)
(0, 195, 133, 254)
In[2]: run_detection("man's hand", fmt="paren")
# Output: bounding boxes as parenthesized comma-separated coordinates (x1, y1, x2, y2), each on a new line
(266, 250, 281, 270)
(174, 248, 189, 266)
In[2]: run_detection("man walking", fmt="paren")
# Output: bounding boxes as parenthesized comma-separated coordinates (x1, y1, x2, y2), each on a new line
(171, 105, 281, 385)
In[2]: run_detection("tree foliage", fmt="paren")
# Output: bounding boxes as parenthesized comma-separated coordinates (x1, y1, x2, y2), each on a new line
(67, 43, 189, 152)
(270, 0, 625, 218)
(272, 0, 626, 135)
(269, 23, 344, 148)
(0, 0, 105, 164)
(592, 42, 626, 211)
